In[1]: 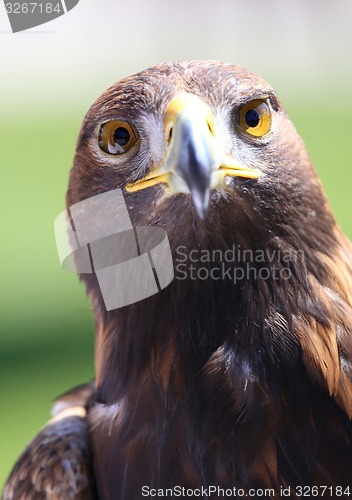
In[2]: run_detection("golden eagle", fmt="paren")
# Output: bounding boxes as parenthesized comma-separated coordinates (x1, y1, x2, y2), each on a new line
(3, 61, 352, 499)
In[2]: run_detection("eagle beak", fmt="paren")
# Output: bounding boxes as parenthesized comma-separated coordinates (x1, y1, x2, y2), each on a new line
(125, 93, 261, 219)
(163, 94, 216, 218)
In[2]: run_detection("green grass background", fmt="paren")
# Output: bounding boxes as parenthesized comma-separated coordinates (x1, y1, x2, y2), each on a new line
(1, 94, 351, 489)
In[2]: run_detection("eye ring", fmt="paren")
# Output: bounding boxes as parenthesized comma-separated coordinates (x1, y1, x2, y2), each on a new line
(239, 99, 272, 137)
(99, 120, 139, 155)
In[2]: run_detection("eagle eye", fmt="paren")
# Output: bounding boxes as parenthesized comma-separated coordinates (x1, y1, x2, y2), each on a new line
(99, 121, 138, 155)
(239, 99, 271, 137)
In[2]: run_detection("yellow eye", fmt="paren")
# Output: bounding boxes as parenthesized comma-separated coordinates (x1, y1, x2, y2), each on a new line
(99, 120, 138, 154)
(239, 99, 271, 137)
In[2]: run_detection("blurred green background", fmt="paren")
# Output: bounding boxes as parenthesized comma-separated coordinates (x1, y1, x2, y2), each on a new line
(1, 0, 351, 491)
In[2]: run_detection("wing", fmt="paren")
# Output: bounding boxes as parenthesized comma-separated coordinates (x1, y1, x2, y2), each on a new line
(296, 231, 352, 417)
(283, 230, 352, 486)
(2, 384, 97, 500)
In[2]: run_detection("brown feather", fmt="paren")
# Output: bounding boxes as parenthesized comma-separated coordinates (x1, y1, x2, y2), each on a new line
(2, 386, 97, 500)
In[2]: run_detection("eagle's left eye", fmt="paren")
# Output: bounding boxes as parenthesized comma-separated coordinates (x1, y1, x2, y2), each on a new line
(239, 99, 272, 137)
(99, 121, 138, 155)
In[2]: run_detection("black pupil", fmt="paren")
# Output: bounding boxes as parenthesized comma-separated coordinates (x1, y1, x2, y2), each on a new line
(245, 109, 260, 128)
(114, 127, 130, 147)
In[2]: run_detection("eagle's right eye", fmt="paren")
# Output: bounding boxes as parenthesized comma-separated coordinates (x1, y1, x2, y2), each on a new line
(99, 121, 138, 155)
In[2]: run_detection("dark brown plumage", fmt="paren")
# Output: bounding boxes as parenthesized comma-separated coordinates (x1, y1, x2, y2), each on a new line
(3, 61, 352, 499)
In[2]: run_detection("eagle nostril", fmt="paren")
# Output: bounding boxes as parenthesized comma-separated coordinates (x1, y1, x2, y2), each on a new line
(207, 120, 215, 137)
